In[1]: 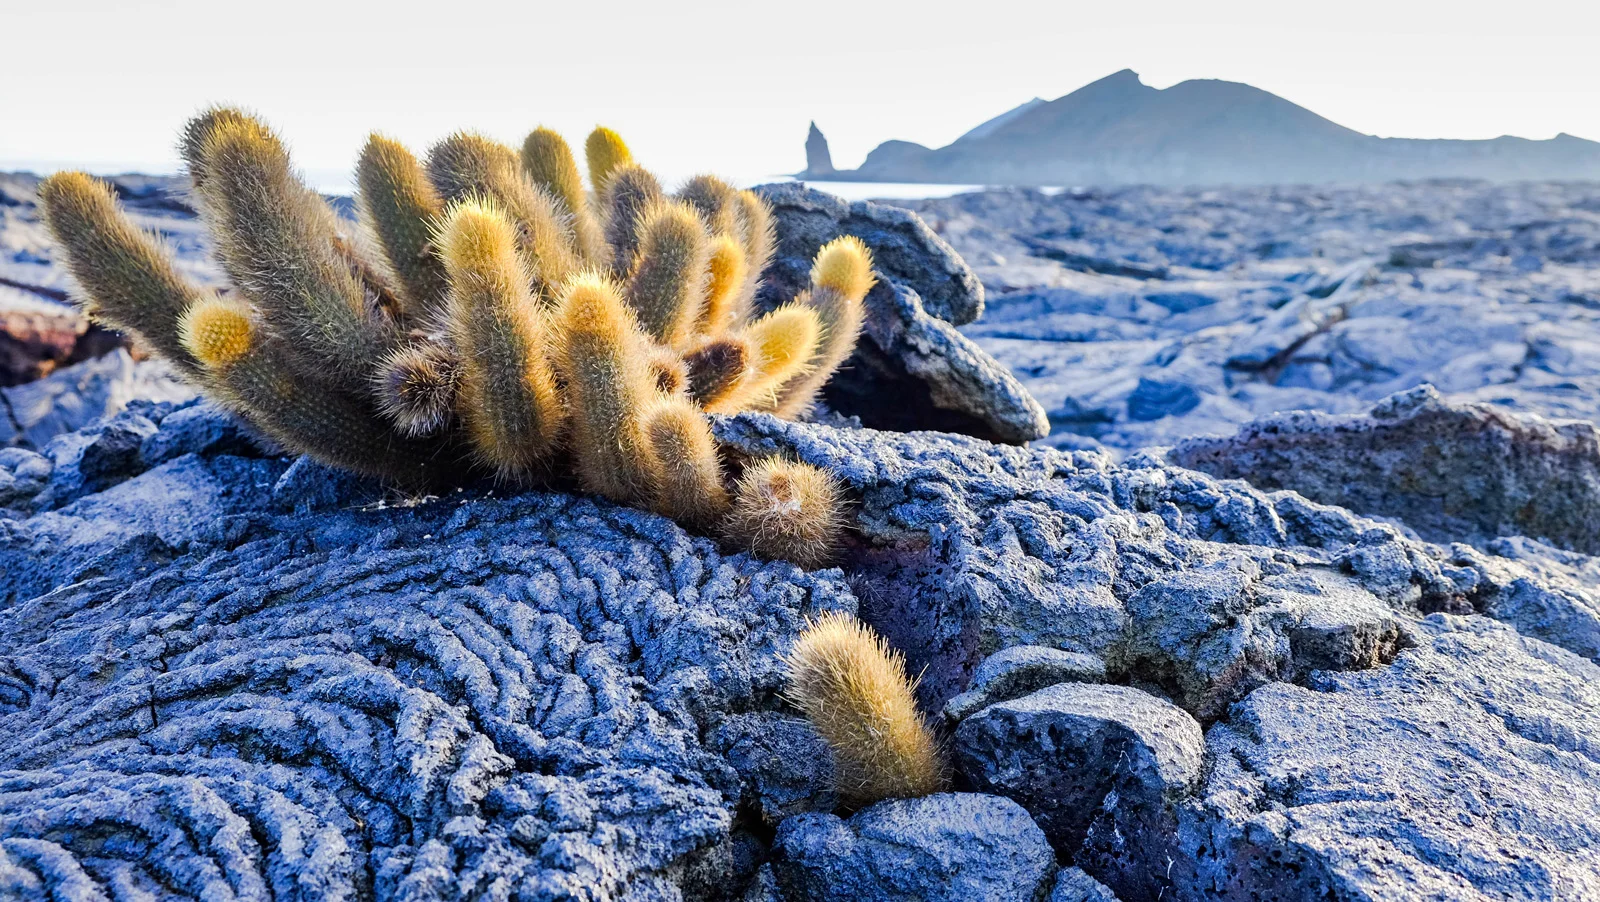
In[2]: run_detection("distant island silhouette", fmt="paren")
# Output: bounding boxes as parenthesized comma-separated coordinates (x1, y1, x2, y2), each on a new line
(803, 69, 1600, 185)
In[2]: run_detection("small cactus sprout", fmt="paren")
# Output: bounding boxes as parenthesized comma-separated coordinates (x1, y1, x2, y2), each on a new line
(375, 342, 458, 437)
(684, 336, 753, 412)
(784, 612, 947, 805)
(745, 303, 823, 407)
(585, 126, 633, 196)
(699, 235, 748, 335)
(723, 457, 845, 569)
(179, 295, 256, 371)
(42, 112, 872, 562)
(774, 236, 876, 417)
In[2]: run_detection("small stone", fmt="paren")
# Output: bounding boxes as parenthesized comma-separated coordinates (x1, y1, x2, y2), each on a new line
(771, 792, 1056, 902)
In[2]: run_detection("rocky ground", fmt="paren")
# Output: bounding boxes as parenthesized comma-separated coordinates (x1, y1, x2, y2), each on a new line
(2, 173, 1600, 901)
(897, 181, 1600, 452)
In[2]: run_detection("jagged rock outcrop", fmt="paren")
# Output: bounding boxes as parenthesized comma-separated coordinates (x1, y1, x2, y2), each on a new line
(3, 385, 1600, 898)
(801, 123, 835, 178)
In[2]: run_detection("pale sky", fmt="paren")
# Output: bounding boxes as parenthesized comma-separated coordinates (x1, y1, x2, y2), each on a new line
(4, 0, 1598, 190)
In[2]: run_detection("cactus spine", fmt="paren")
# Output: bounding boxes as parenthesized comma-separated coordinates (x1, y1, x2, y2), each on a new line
(555, 274, 655, 502)
(521, 127, 609, 268)
(44, 112, 877, 565)
(785, 612, 947, 805)
(36, 172, 208, 377)
(774, 236, 875, 417)
(357, 134, 449, 321)
(440, 199, 565, 475)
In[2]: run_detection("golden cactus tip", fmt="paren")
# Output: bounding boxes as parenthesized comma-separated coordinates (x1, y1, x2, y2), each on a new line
(723, 457, 845, 569)
(785, 612, 947, 805)
(41, 111, 874, 563)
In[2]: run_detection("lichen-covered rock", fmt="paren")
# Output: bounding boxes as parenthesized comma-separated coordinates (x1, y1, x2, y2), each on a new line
(1164, 615, 1600, 902)
(757, 183, 1048, 444)
(953, 683, 1203, 863)
(942, 644, 1105, 724)
(770, 793, 1056, 902)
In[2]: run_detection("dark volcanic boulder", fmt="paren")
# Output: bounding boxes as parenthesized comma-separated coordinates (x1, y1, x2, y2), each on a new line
(757, 183, 1048, 444)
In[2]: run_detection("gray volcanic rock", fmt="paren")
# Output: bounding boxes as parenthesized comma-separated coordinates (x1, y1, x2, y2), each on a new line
(5, 378, 1600, 896)
(1171, 384, 1600, 554)
(895, 180, 1600, 454)
(770, 793, 1056, 902)
(953, 683, 1204, 855)
(0, 349, 194, 450)
(0, 411, 857, 898)
(1163, 615, 1600, 902)
(942, 644, 1106, 724)
(1049, 868, 1120, 902)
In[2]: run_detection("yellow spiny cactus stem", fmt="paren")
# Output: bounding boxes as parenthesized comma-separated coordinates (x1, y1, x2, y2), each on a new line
(812, 234, 877, 301)
(439, 198, 565, 476)
(677, 174, 741, 238)
(585, 126, 633, 196)
(773, 236, 876, 417)
(723, 456, 845, 568)
(36, 172, 208, 377)
(625, 201, 711, 348)
(640, 394, 730, 527)
(784, 611, 948, 805)
(179, 106, 255, 190)
(744, 303, 822, 407)
(602, 164, 663, 270)
(734, 189, 777, 308)
(181, 298, 439, 485)
(188, 113, 396, 376)
(683, 336, 753, 413)
(521, 127, 609, 268)
(374, 342, 459, 438)
(555, 273, 655, 503)
(426, 132, 579, 294)
(357, 134, 449, 321)
(179, 295, 256, 371)
(698, 235, 748, 335)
